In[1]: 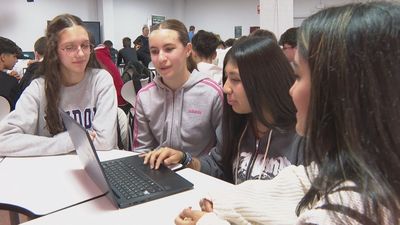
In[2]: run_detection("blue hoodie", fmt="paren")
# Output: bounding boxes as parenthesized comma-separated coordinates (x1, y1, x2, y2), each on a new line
(133, 70, 223, 157)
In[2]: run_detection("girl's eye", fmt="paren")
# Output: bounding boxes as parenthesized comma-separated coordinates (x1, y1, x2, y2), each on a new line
(165, 47, 174, 52)
(65, 46, 74, 51)
(150, 49, 159, 55)
(81, 43, 91, 50)
(229, 77, 241, 82)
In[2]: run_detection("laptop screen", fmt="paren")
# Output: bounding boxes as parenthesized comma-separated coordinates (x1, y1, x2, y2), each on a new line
(60, 111, 110, 195)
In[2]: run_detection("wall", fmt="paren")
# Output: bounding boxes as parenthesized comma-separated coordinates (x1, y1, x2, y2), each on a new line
(0, 0, 385, 51)
(293, 0, 397, 26)
(260, 0, 293, 39)
(0, 0, 259, 50)
(0, 0, 98, 51)
(111, 0, 259, 48)
(111, 0, 176, 49)
(183, 0, 260, 41)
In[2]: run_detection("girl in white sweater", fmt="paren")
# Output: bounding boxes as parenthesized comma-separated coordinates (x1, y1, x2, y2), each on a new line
(175, 2, 400, 224)
(0, 14, 117, 156)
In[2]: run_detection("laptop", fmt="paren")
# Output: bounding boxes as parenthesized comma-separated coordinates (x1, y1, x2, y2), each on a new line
(60, 110, 193, 209)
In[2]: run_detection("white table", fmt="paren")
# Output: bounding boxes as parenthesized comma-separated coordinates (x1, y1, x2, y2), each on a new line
(0, 153, 104, 217)
(21, 168, 231, 225)
(0, 150, 233, 224)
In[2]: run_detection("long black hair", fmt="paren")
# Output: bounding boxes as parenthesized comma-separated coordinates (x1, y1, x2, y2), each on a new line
(296, 2, 400, 224)
(221, 37, 296, 182)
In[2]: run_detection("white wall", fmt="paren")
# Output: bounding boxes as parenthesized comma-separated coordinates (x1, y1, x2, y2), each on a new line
(260, 0, 293, 39)
(0, 0, 98, 51)
(183, 0, 260, 41)
(111, 0, 176, 49)
(293, 0, 397, 26)
(294, 0, 347, 26)
(1, 0, 384, 51)
(112, 0, 259, 48)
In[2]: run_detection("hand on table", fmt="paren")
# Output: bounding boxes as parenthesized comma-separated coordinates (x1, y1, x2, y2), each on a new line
(174, 198, 214, 225)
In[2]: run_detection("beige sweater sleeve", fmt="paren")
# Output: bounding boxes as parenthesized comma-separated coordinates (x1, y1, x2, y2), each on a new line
(197, 165, 311, 225)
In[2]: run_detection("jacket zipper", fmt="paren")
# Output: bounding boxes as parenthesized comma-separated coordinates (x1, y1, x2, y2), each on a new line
(245, 138, 259, 180)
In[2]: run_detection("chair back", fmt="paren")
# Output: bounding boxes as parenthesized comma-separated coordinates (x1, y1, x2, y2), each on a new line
(116, 107, 128, 150)
(140, 78, 149, 88)
(147, 62, 157, 81)
(121, 81, 136, 107)
(0, 96, 11, 121)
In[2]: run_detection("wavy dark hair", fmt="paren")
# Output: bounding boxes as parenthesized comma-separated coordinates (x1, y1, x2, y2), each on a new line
(278, 27, 298, 47)
(151, 19, 197, 72)
(249, 29, 278, 44)
(191, 30, 219, 59)
(0, 36, 21, 56)
(296, 2, 400, 224)
(38, 14, 99, 135)
(221, 36, 296, 182)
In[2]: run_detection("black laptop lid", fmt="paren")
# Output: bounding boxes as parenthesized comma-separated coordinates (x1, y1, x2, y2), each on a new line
(60, 109, 193, 209)
(60, 110, 111, 196)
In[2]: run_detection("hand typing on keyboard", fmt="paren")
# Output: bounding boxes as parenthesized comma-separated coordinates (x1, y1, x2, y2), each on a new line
(141, 147, 184, 170)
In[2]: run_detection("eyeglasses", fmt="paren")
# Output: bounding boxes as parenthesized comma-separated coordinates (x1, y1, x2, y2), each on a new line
(59, 42, 93, 55)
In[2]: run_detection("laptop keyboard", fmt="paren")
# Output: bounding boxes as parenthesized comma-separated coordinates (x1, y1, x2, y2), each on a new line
(102, 160, 164, 200)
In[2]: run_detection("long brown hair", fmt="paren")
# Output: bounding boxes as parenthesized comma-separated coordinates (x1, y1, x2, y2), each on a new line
(38, 14, 98, 135)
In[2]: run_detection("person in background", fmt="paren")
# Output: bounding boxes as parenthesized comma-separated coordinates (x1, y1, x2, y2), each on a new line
(117, 37, 138, 67)
(103, 40, 118, 65)
(135, 25, 150, 61)
(0, 14, 118, 156)
(175, 2, 400, 224)
(15, 36, 47, 103)
(135, 19, 223, 166)
(0, 36, 20, 110)
(133, 36, 151, 67)
(188, 25, 195, 42)
(145, 36, 302, 185)
(223, 38, 235, 48)
(278, 27, 298, 63)
(217, 41, 225, 50)
(94, 43, 125, 107)
(249, 28, 278, 43)
(215, 38, 228, 69)
(5, 46, 26, 81)
(191, 30, 222, 85)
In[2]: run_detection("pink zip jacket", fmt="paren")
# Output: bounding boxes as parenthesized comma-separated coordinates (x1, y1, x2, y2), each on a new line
(133, 70, 223, 157)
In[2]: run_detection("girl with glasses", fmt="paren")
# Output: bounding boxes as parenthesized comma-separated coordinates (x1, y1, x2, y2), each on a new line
(0, 14, 118, 156)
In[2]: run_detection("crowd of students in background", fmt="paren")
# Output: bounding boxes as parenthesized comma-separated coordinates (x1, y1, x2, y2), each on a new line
(0, 1, 399, 224)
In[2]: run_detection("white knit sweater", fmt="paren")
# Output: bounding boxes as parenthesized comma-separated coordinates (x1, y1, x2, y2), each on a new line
(197, 165, 393, 225)
(197, 165, 311, 225)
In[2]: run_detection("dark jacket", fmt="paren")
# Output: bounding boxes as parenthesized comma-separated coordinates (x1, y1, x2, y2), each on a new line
(15, 62, 41, 103)
(117, 47, 138, 66)
(200, 124, 304, 184)
(0, 71, 19, 110)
